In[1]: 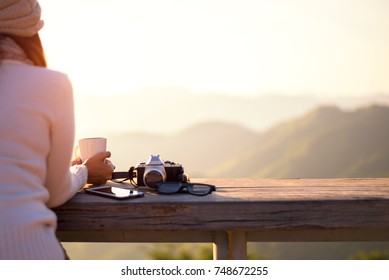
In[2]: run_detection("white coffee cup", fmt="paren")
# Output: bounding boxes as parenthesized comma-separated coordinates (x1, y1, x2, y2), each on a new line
(78, 137, 107, 162)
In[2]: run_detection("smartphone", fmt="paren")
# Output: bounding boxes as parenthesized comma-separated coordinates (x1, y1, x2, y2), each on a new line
(85, 185, 144, 200)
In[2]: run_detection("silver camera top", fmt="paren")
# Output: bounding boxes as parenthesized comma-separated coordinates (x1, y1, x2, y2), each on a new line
(145, 154, 164, 166)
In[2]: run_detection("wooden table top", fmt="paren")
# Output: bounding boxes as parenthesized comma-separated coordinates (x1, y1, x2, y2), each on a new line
(54, 178, 389, 234)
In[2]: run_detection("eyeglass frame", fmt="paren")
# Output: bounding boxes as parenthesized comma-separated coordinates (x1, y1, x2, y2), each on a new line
(156, 182, 216, 196)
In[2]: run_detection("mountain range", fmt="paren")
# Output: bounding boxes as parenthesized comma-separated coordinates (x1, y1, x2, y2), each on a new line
(107, 104, 389, 178)
(75, 89, 389, 135)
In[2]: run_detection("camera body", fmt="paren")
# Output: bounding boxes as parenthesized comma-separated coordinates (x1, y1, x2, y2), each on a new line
(135, 155, 185, 189)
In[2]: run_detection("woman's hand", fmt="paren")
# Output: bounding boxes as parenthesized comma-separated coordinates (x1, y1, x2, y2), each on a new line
(83, 151, 114, 185)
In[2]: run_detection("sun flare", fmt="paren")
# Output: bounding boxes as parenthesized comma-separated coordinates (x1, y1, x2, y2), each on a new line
(38, 0, 389, 98)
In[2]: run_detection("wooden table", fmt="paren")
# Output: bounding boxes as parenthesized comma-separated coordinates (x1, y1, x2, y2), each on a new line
(54, 178, 389, 259)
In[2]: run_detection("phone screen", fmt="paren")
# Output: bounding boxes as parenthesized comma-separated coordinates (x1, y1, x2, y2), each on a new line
(85, 186, 144, 199)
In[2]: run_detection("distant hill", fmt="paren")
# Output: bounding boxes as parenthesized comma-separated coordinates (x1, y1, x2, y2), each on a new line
(108, 121, 258, 177)
(212, 105, 389, 178)
(75, 89, 389, 136)
(107, 105, 389, 178)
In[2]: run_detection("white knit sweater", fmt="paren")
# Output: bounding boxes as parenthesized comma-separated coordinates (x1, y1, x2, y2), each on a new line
(0, 60, 83, 259)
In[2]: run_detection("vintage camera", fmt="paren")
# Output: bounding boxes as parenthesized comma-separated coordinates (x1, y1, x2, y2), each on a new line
(135, 155, 186, 189)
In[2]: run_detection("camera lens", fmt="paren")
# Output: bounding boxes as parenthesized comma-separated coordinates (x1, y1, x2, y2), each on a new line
(144, 170, 164, 189)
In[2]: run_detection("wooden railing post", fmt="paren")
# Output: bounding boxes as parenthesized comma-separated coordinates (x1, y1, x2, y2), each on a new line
(213, 231, 229, 260)
(213, 231, 248, 260)
(228, 230, 247, 260)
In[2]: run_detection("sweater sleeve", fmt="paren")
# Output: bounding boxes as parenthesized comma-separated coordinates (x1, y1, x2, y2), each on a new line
(44, 75, 78, 208)
(70, 164, 88, 190)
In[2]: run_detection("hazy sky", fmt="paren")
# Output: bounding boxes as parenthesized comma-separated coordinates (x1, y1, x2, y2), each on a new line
(38, 0, 389, 97)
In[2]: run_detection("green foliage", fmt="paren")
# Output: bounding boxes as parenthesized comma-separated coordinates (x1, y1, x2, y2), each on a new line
(146, 244, 213, 260)
(145, 243, 266, 260)
(349, 250, 389, 260)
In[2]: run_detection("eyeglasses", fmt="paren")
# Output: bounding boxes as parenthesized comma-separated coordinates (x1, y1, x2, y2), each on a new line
(157, 182, 216, 196)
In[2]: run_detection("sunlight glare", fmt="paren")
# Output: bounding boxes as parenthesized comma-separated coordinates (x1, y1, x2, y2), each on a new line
(38, 0, 389, 97)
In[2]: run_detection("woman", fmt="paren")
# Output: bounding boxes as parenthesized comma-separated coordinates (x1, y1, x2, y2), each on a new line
(0, 0, 112, 259)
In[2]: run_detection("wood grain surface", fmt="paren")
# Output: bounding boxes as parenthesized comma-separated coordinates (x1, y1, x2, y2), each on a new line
(54, 178, 389, 242)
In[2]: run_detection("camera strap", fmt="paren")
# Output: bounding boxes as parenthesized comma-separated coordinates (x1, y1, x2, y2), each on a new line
(111, 166, 136, 184)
